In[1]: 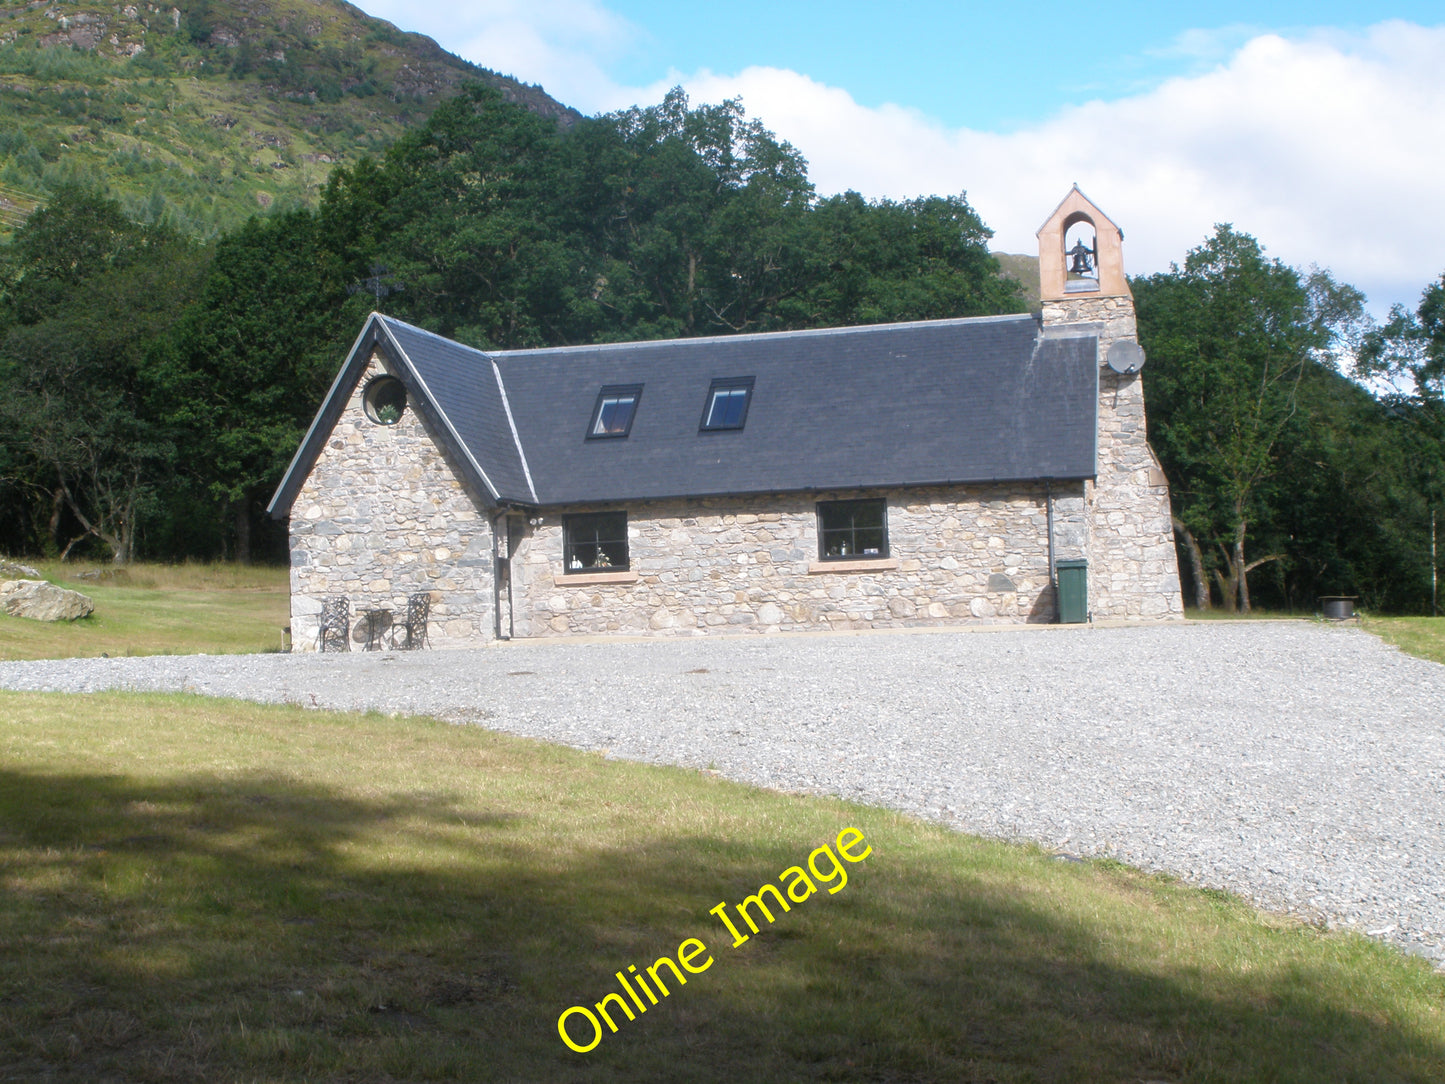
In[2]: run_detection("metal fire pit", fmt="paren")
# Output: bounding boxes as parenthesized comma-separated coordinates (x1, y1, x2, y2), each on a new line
(1319, 596, 1357, 620)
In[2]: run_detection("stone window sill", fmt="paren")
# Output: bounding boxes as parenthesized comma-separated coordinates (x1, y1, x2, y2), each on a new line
(808, 558, 900, 574)
(555, 571, 640, 586)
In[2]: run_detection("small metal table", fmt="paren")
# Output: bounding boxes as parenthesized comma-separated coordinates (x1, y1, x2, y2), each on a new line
(361, 608, 392, 651)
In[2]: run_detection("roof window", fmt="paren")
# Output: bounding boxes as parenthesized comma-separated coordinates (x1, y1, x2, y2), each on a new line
(588, 385, 642, 439)
(700, 377, 754, 431)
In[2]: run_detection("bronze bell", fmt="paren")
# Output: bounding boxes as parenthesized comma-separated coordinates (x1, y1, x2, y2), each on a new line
(1067, 238, 1095, 275)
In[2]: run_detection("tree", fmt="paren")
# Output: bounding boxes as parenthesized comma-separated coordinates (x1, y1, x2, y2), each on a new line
(319, 84, 1020, 349)
(1135, 226, 1363, 612)
(583, 89, 817, 339)
(147, 210, 353, 562)
(1357, 273, 1445, 402)
(1355, 274, 1445, 613)
(320, 84, 584, 349)
(789, 191, 1022, 327)
(0, 188, 206, 562)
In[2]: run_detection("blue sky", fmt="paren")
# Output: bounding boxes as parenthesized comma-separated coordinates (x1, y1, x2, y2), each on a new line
(355, 2, 1445, 315)
(597, 1, 1441, 129)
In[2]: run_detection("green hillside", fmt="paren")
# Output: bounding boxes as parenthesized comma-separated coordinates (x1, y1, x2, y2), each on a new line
(0, 0, 577, 235)
(992, 251, 1040, 311)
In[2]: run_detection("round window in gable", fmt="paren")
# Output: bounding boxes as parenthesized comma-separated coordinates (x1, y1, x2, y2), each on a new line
(363, 376, 407, 425)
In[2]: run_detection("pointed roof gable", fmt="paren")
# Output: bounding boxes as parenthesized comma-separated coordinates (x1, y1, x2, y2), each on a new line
(1035, 183, 1123, 238)
(265, 312, 534, 518)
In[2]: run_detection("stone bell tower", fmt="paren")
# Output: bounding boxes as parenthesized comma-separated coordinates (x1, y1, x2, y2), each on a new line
(1037, 186, 1183, 620)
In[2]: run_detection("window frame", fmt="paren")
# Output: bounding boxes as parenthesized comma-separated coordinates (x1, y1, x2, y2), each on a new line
(563, 511, 630, 573)
(587, 384, 643, 440)
(816, 498, 889, 561)
(699, 376, 755, 432)
(362, 375, 407, 426)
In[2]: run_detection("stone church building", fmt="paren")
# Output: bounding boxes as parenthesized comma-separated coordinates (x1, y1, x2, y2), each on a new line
(268, 188, 1184, 649)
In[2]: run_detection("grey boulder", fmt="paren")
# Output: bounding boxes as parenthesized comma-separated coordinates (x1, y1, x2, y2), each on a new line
(0, 579, 95, 622)
(0, 559, 42, 580)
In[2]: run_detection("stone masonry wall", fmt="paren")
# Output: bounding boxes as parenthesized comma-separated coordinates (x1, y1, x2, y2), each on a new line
(507, 484, 1071, 637)
(1042, 296, 1184, 619)
(288, 353, 497, 651)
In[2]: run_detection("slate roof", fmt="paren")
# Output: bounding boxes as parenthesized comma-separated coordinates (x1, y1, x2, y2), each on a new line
(268, 312, 1098, 517)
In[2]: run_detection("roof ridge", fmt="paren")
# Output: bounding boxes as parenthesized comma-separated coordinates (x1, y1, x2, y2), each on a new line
(493, 312, 1038, 360)
(376, 313, 497, 359)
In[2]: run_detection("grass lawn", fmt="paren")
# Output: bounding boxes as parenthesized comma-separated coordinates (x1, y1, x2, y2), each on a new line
(2, 693, 1442, 1082)
(0, 562, 288, 661)
(1361, 616, 1445, 666)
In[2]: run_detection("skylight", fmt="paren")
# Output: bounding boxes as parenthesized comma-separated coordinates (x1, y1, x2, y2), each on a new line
(589, 385, 642, 439)
(701, 377, 754, 431)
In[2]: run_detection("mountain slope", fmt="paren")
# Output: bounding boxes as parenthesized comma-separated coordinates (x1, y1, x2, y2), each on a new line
(0, 0, 579, 235)
(991, 252, 1040, 312)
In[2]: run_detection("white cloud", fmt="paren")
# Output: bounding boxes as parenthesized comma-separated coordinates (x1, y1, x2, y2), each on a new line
(1148, 24, 1266, 65)
(670, 22, 1445, 313)
(356, 0, 643, 109)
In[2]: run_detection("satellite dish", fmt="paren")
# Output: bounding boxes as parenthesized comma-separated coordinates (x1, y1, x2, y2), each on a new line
(1106, 341, 1146, 375)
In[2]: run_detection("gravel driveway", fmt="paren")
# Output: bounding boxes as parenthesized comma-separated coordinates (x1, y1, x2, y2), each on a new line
(4, 620, 1443, 965)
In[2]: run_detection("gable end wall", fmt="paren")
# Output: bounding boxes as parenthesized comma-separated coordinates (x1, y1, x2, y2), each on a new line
(287, 353, 497, 651)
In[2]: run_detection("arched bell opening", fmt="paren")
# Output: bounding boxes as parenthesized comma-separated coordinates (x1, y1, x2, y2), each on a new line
(1062, 212, 1099, 294)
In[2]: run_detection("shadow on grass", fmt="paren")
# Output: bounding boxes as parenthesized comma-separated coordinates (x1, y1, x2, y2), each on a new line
(1, 767, 1441, 1083)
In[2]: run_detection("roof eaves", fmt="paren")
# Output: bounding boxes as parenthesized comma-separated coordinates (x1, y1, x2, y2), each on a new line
(532, 472, 1098, 510)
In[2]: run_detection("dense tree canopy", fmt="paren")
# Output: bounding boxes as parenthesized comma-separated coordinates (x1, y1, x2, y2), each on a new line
(314, 86, 1019, 348)
(0, 187, 208, 560)
(1136, 227, 1437, 613)
(1353, 275, 1445, 612)
(145, 210, 355, 561)
(0, 86, 1023, 564)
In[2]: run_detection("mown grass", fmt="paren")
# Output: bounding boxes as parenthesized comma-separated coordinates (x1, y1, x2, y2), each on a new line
(1361, 616, 1445, 666)
(2, 692, 1442, 1082)
(0, 561, 288, 661)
